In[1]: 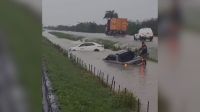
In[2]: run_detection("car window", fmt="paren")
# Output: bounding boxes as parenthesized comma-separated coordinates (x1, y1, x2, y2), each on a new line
(107, 55, 116, 61)
(118, 51, 135, 62)
(79, 43, 95, 47)
(79, 44, 86, 47)
(85, 43, 95, 46)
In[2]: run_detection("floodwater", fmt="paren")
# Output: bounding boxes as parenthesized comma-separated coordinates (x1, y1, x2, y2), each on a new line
(47, 30, 158, 60)
(47, 30, 158, 48)
(43, 31, 158, 112)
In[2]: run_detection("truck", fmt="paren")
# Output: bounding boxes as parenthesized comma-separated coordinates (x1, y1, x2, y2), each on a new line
(105, 18, 128, 36)
(134, 28, 154, 41)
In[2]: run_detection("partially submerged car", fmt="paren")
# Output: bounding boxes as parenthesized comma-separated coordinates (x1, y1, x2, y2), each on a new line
(69, 42, 104, 52)
(103, 50, 146, 65)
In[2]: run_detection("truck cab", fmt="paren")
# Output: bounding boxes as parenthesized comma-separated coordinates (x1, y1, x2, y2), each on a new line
(134, 28, 154, 41)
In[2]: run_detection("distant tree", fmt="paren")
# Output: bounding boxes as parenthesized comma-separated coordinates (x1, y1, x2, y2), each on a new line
(127, 21, 141, 35)
(104, 10, 118, 20)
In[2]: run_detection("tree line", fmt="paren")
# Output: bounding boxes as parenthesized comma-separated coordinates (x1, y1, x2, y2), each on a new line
(44, 18, 157, 36)
(45, 22, 105, 33)
(44, 10, 157, 35)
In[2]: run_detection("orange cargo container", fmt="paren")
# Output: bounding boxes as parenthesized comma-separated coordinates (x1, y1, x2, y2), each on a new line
(110, 18, 128, 31)
(120, 18, 128, 31)
(110, 18, 118, 31)
(106, 18, 128, 35)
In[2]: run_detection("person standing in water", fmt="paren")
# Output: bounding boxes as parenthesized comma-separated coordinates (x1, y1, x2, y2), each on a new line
(139, 41, 148, 65)
(139, 42, 148, 57)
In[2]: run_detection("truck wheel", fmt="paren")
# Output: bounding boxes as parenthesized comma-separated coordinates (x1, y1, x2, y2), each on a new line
(94, 49, 100, 52)
(134, 37, 137, 41)
(150, 37, 153, 42)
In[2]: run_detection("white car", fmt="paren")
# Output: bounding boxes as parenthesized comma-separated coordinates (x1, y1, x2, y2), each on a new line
(69, 42, 104, 52)
(134, 28, 154, 41)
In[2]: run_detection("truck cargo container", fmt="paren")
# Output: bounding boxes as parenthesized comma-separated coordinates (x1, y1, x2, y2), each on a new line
(105, 18, 128, 36)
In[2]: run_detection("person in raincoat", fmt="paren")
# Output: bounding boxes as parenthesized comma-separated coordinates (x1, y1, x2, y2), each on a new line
(139, 42, 148, 57)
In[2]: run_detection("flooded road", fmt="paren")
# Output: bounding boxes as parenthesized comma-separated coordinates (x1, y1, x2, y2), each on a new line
(43, 31, 158, 112)
(47, 30, 158, 60)
(47, 30, 158, 48)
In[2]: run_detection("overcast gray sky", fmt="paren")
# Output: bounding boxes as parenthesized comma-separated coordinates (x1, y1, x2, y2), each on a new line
(43, 0, 158, 26)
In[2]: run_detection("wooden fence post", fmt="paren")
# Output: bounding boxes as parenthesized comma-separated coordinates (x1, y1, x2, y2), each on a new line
(100, 73, 102, 82)
(118, 85, 120, 93)
(147, 101, 149, 112)
(102, 73, 104, 84)
(99, 70, 101, 77)
(77, 57, 79, 64)
(111, 76, 114, 89)
(113, 81, 115, 91)
(96, 70, 99, 77)
(97, 72, 100, 80)
(90, 64, 92, 72)
(106, 74, 109, 86)
(91, 65, 93, 73)
(81, 60, 83, 67)
(98, 73, 101, 81)
(137, 99, 140, 112)
(94, 66, 96, 75)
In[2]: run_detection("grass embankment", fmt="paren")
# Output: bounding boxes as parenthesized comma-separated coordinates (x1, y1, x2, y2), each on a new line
(49, 32, 85, 41)
(85, 39, 121, 51)
(43, 38, 137, 112)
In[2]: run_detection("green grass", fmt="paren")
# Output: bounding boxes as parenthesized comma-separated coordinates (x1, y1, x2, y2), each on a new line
(43, 38, 137, 112)
(85, 39, 121, 51)
(49, 32, 85, 41)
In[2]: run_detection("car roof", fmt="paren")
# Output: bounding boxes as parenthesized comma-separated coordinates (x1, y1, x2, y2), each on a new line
(78, 42, 102, 46)
(116, 50, 128, 55)
(139, 28, 152, 32)
(139, 28, 153, 34)
(85, 42, 101, 45)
